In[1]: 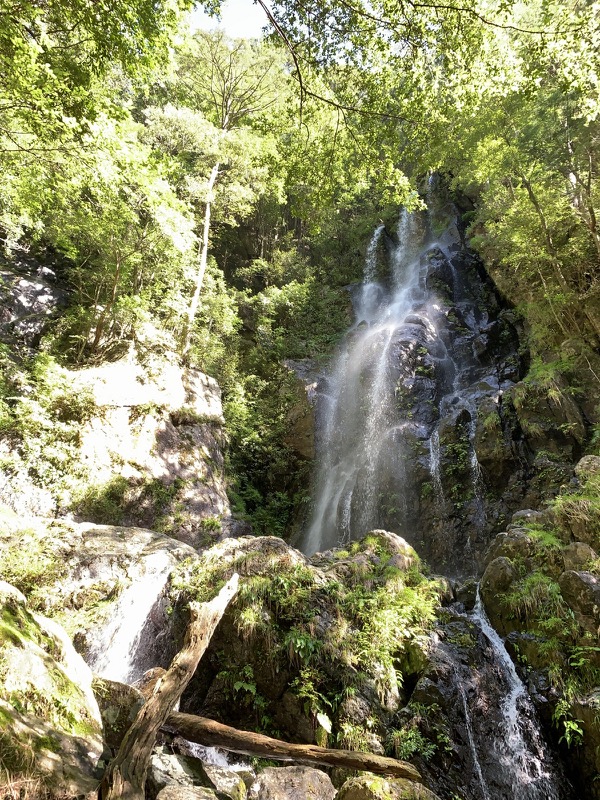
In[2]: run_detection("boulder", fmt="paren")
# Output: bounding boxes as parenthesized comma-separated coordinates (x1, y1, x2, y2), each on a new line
(0, 582, 103, 795)
(455, 577, 477, 610)
(562, 542, 598, 572)
(147, 748, 212, 797)
(156, 789, 218, 800)
(574, 456, 600, 479)
(248, 766, 336, 800)
(201, 764, 247, 800)
(480, 557, 518, 634)
(484, 530, 534, 567)
(0, 519, 198, 682)
(92, 677, 145, 749)
(558, 570, 600, 634)
(337, 775, 441, 799)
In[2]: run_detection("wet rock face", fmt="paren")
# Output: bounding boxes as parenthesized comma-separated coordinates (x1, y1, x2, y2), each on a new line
(404, 608, 571, 800)
(479, 506, 600, 799)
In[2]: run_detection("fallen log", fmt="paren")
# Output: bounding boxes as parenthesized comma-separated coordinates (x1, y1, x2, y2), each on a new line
(164, 711, 422, 783)
(101, 574, 239, 800)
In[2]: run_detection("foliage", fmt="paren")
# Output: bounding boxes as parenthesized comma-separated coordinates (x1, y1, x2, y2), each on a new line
(173, 533, 442, 746)
(0, 354, 96, 508)
(552, 699, 584, 748)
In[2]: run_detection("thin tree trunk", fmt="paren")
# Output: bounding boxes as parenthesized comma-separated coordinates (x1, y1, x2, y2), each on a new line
(182, 161, 220, 358)
(163, 712, 422, 782)
(100, 574, 239, 800)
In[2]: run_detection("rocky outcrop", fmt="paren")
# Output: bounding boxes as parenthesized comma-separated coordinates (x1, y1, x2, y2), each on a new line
(0, 355, 232, 546)
(557, 570, 600, 635)
(337, 775, 441, 800)
(478, 485, 600, 798)
(0, 581, 104, 796)
(282, 359, 319, 460)
(176, 531, 441, 758)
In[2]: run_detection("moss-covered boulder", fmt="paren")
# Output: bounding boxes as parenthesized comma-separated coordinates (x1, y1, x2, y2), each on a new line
(0, 581, 103, 795)
(336, 774, 441, 799)
(173, 531, 443, 756)
(248, 766, 335, 800)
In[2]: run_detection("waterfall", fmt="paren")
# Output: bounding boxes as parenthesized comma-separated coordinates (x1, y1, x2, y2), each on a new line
(87, 550, 173, 683)
(301, 203, 493, 559)
(302, 211, 428, 556)
(455, 669, 491, 800)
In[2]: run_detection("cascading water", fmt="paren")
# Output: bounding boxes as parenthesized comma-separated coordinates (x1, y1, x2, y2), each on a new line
(300, 198, 570, 798)
(87, 550, 173, 682)
(469, 590, 564, 800)
(301, 200, 511, 564)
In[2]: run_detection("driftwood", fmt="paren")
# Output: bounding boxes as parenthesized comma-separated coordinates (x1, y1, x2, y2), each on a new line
(100, 574, 239, 800)
(164, 711, 422, 783)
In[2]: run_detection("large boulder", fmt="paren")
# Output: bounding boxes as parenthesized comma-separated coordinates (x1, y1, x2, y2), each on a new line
(562, 542, 598, 572)
(0, 582, 103, 795)
(337, 775, 441, 799)
(248, 766, 336, 800)
(176, 532, 442, 757)
(558, 571, 600, 635)
(480, 556, 518, 635)
(156, 789, 218, 800)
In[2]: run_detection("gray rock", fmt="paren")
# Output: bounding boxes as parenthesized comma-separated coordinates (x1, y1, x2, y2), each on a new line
(0, 584, 103, 796)
(562, 542, 598, 572)
(156, 789, 218, 800)
(480, 557, 518, 634)
(92, 677, 145, 749)
(202, 764, 247, 800)
(147, 749, 210, 797)
(248, 766, 336, 800)
(558, 570, 600, 634)
(575, 456, 600, 479)
(484, 530, 533, 567)
(455, 577, 477, 610)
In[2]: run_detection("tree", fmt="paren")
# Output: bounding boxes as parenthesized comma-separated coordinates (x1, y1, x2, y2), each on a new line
(144, 31, 287, 356)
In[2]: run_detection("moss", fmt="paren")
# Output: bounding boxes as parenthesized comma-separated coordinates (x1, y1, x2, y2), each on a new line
(173, 535, 440, 747)
(0, 529, 62, 600)
(0, 599, 98, 738)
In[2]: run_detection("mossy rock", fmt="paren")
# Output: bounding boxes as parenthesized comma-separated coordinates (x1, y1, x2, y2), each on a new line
(0, 582, 103, 795)
(337, 774, 441, 799)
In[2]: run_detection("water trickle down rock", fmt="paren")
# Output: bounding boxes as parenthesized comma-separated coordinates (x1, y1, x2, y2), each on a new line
(406, 599, 571, 800)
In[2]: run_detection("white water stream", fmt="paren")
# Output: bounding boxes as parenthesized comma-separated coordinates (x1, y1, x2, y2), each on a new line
(302, 210, 432, 554)
(469, 591, 561, 800)
(88, 550, 173, 683)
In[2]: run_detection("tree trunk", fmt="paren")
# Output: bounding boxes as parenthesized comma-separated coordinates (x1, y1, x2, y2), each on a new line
(182, 161, 220, 359)
(163, 711, 422, 783)
(100, 574, 239, 800)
